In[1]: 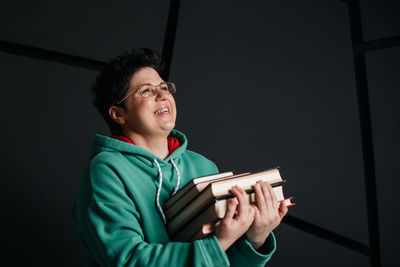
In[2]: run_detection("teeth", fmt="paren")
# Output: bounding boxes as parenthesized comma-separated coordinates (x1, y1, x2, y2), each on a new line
(155, 107, 169, 115)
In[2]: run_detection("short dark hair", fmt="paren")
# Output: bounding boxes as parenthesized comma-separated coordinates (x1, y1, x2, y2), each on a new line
(91, 48, 165, 135)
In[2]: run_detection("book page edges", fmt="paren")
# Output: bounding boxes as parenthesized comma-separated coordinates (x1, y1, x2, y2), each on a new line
(211, 169, 282, 197)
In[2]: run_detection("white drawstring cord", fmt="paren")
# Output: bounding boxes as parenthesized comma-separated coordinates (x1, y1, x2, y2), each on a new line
(154, 159, 166, 224)
(153, 158, 181, 224)
(170, 158, 181, 196)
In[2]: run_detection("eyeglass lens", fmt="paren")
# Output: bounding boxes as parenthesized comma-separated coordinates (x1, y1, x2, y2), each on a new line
(140, 83, 175, 97)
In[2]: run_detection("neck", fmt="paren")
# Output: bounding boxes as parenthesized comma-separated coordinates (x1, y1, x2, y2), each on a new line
(123, 130, 170, 159)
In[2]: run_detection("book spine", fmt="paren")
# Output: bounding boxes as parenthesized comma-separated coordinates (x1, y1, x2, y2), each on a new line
(167, 186, 214, 235)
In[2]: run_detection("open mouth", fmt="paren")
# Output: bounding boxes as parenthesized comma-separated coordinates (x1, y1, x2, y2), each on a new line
(154, 107, 170, 115)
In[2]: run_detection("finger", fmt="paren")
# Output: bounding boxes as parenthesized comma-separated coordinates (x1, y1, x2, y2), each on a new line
(224, 198, 238, 221)
(249, 205, 256, 220)
(260, 181, 274, 211)
(235, 185, 248, 199)
(254, 181, 266, 213)
(278, 200, 288, 219)
(251, 204, 260, 221)
(265, 183, 278, 210)
(267, 182, 278, 208)
(232, 186, 248, 218)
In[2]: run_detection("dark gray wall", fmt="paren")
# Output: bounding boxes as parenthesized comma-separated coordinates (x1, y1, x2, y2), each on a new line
(0, 0, 398, 266)
(366, 46, 400, 267)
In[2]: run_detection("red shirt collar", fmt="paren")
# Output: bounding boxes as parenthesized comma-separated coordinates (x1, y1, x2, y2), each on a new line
(111, 135, 180, 155)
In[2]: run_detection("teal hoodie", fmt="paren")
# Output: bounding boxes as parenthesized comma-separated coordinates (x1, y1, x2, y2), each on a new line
(73, 129, 276, 266)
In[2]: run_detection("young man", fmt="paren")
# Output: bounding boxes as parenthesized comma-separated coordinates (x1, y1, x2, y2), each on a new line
(73, 48, 288, 266)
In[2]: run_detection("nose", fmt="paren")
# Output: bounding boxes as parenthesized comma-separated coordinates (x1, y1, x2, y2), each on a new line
(154, 85, 168, 100)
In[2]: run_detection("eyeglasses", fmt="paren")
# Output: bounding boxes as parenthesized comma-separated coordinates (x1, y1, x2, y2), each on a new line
(114, 82, 176, 105)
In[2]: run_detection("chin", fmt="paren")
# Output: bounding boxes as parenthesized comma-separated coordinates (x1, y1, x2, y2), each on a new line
(162, 123, 175, 133)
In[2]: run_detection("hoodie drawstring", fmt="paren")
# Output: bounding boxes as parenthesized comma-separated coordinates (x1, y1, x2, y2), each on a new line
(170, 158, 181, 196)
(153, 159, 166, 223)
(154, 158, 181, 224)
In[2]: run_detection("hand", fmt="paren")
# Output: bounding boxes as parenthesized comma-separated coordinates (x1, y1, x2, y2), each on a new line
(215, 185, 255, 251)
(246, 181, 288, 249)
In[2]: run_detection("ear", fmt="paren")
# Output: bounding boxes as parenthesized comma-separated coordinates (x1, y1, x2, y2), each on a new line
(108, 106, 127, 126)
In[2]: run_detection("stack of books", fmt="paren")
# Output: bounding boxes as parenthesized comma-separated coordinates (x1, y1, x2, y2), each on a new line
(165, 167, 294, 242)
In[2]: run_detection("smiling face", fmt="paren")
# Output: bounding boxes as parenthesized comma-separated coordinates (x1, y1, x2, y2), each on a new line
(112, 67, 177, 139)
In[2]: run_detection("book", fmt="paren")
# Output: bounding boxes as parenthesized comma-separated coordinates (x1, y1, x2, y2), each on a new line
(187, 221, 220, 242)
(166, 168, 284, 235)
(172, 186, 286, 241)
(165, 172, 234, 209)
(165, 172, 250, 220)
